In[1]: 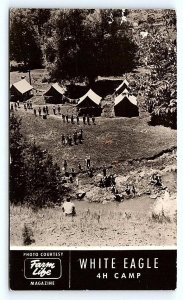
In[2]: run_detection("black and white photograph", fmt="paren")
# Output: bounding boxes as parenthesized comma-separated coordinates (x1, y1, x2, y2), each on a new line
(9, 8, 177, 290)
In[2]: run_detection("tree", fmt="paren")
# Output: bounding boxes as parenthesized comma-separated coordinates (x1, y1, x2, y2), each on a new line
(10, 114, 27, 204)
(10, 9, 42, 69)
(10, 114, 66, 207)
(132, 10, 176, 128)
(44, 9, 138, 84)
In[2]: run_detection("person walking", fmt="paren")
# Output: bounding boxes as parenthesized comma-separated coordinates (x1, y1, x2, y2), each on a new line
(24, 103, 27, 111)
(34, 108, 37, 116)
(30, 100, 33, 109)
(66, 113, 69, 123)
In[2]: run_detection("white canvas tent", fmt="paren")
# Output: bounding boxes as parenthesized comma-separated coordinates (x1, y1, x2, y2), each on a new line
(77, 89, 102, 116)
(78, 89, 102, 106)
(44, 83, 66, 103)
(114, 93, 139, 117)
(10, 79, 33, 101)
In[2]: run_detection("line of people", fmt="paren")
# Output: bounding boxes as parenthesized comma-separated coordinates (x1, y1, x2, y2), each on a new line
(61, 129, 84, 146)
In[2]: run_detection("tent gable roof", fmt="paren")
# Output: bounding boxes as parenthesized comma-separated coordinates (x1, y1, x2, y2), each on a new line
(115, 79, 129, 92)
(115, 94, 137, 106)
(44, 83, 65, 96)
(78, 89, 102, 106)
(11, 79, 33, 94)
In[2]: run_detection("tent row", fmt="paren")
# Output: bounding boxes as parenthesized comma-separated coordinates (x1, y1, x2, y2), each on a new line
(10, 78, 139, 117)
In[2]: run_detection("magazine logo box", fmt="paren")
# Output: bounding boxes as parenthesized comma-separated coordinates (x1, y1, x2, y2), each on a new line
(24, 258, 62, 279)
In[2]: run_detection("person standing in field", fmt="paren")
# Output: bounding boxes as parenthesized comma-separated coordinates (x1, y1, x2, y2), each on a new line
(62, 198, 76, 216)
(14, 102, 18, 111)
(17, 100, 20, 108)
(38, 107, 41, 116)
(43, 106, 46, 115)
(83, 115, 86, 125)
(30, 100, 33, 109)
(66, 113, 69, 123)
(62, 114, 65, 123)
(10, 103, 14, 111)
(87, 114, 90, 125)
(76, 177, 79, 187)
(58, 104, 61, 115)
(76, 115, 79, 125)
(73, 131, 77, 145)
(62, 134, 65, 145)
(78, 163, 82, 171)
(131, 185, 136, 198)
(53, 105, 56, 115)
(85, 155, 91, 169)
(71, 114, 74, 124)
(103, 165, 107, 177)
(34, 108, 37, 116)
(80, 129, 83, 140)
(63, 160, 67, 172)
(92, 115, 95, 124)
(68, 135, 72, 146)
(46, 105, 49, 115)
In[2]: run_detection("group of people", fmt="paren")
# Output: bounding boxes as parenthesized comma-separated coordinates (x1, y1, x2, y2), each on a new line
(61, 129, 84, 146)
(24, 100, 33, 110)
(10, 101, 20, 111)
(99, 173, 116, 189)
(33, 106, 49, 118)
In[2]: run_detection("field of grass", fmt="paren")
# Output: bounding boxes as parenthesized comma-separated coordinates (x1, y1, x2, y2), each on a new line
(10, 196, 176, 247)
(10, 68, 177, 247)
(16, 107, 176, 173)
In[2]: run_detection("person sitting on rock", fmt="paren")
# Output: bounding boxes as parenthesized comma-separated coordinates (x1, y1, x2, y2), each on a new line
(62, 198, 76, 216)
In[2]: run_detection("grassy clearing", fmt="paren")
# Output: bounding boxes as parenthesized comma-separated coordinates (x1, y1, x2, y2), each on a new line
(10, 197, 176, 247)
(16, 108, 176, 173)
